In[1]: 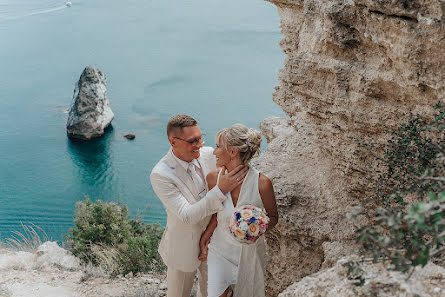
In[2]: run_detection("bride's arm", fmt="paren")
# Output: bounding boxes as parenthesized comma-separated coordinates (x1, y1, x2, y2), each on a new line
(198, 171, 219, 261)
(199, 213, 217, 261)
(259, 173, 279, 231)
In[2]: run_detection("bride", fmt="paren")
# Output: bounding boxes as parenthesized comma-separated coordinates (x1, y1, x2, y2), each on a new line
(199, 124, 278, 297)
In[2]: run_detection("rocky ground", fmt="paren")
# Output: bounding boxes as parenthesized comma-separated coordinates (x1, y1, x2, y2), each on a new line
(0, 242, 168, 297)
(2, 242, 445, 296)
(279, 257, 445, 297)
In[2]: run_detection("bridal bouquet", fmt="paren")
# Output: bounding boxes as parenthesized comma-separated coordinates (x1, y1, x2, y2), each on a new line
(229, 205, 269, 244)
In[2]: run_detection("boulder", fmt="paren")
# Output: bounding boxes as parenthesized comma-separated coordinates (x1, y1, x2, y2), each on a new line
(124, 133, 136, 140)
(36, 241, 80, 270)
(279, 258, 445, 297)
(67, 66, 114, 140)
(0, 250, 35, 271)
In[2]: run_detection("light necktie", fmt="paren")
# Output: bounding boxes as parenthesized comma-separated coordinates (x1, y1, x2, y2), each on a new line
(188, 163, 206, 199)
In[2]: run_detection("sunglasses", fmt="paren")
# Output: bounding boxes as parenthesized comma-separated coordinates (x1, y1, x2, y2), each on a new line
(173, 135, 205, 146)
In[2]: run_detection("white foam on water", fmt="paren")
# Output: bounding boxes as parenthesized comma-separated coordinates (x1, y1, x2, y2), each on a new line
(24, 5, 66, 17)
(0, 1, 69, 21)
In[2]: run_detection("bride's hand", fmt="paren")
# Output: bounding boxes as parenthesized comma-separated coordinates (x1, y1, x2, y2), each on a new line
(198, 213, 217, 262)
(198, 234, 211, 262)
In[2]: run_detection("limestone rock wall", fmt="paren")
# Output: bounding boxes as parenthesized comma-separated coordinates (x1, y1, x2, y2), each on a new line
(279, 257, 445, 297)
(257, 0, 445, 295)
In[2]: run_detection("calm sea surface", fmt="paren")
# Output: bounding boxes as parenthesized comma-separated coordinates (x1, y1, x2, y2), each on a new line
(0, 0, 284, 242)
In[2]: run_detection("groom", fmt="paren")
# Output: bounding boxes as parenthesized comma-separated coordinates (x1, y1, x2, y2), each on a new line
(150, 115, 247, 297)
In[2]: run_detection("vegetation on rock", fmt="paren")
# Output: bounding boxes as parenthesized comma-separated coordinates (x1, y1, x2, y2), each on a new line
(349, 102, 445, 280)
(65, 196, 165, 275)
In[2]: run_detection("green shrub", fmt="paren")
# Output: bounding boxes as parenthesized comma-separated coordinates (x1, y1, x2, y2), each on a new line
(350, 102, 444, 278)
(65, 196, 165, 275)
(119, 223, 165, 274)
(356, 102, 444, 208)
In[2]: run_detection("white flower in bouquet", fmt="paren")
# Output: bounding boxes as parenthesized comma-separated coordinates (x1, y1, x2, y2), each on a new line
(229, 205, 270, 244)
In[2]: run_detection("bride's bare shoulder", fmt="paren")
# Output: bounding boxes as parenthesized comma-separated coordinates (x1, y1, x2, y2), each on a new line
(258, 172, 274, 192)
(206, 170, 218, 189)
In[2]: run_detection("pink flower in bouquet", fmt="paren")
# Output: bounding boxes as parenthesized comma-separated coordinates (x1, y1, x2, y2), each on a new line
(259, 222, 268, 232)
(241, 209, 253, 220)
(234, 227, 245, 239)
(259, 211, 268, 222)
(248, 224, 259, 237)
(229, 205, 269, 244)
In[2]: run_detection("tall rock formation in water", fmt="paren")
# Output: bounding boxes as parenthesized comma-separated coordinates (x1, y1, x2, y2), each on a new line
(255, 0, 445, 295)
(67, 66, 114, 140)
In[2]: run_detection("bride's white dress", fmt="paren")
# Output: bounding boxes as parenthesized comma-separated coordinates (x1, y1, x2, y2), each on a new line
(207, 167, 267, 297)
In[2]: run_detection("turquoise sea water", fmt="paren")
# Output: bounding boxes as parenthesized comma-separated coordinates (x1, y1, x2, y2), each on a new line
(0, 0, 284, 242)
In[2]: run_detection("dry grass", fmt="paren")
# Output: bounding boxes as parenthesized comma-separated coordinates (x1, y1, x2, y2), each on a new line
(0, 236, 5, 250)
(89, 244, 122, 274)
(119, 286, 163, 297)
(79, 262, 109, 282)
(4, 222, 49, 252)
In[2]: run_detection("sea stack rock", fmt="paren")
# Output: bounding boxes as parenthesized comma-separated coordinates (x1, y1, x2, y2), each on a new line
(66, 66, 114, 140)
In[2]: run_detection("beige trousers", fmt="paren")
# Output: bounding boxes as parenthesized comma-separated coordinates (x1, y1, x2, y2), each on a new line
(167, 261, 208, 297)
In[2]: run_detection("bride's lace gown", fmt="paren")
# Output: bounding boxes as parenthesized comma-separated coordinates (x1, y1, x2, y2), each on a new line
(207, 167, 267, 297)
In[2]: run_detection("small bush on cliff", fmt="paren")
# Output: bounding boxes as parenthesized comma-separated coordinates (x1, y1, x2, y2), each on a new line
(65, 196, 165, 275)
(356, 102, 444, 208)
(350, 102, 444, 277)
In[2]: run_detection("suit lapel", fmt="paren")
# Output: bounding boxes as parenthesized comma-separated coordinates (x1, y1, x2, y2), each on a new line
(166, 150, 199, 202)
(174, 166, 199, 200)
(198, 154, 211, 190)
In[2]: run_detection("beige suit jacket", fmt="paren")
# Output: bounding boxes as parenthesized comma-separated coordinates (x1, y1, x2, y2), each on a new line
(150, 146, 224, 272)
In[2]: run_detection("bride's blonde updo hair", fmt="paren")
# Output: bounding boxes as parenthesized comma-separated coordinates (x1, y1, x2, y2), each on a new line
(215, 124, 262, 166)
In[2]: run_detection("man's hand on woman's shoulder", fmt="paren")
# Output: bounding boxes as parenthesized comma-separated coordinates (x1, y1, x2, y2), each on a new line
(217, 165, 248, 194)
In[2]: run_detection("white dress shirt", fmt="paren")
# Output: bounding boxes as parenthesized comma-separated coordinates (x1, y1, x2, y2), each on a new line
(172, 153, 225, 201)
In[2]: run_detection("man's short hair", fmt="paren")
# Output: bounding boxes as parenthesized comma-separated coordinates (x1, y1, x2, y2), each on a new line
(167, 114, 197, 137)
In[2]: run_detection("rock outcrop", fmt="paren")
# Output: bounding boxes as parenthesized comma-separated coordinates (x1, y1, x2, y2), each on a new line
(279, 257, 445, 297)
(67, 66, 114, 140)
(124, 133, 136, 140)
(0, 244, 167, 297)
(256, 0, 445, 295)
(36, 242, 80, 271)
(0, 241, 79, 271)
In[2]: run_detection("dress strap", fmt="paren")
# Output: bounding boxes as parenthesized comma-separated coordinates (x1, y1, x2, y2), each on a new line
(216, 167, 224, 185)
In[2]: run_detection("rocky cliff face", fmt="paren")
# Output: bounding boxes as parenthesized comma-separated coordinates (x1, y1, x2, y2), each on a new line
(278, 257, 445, 297)
(255, 0, 445, 295)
